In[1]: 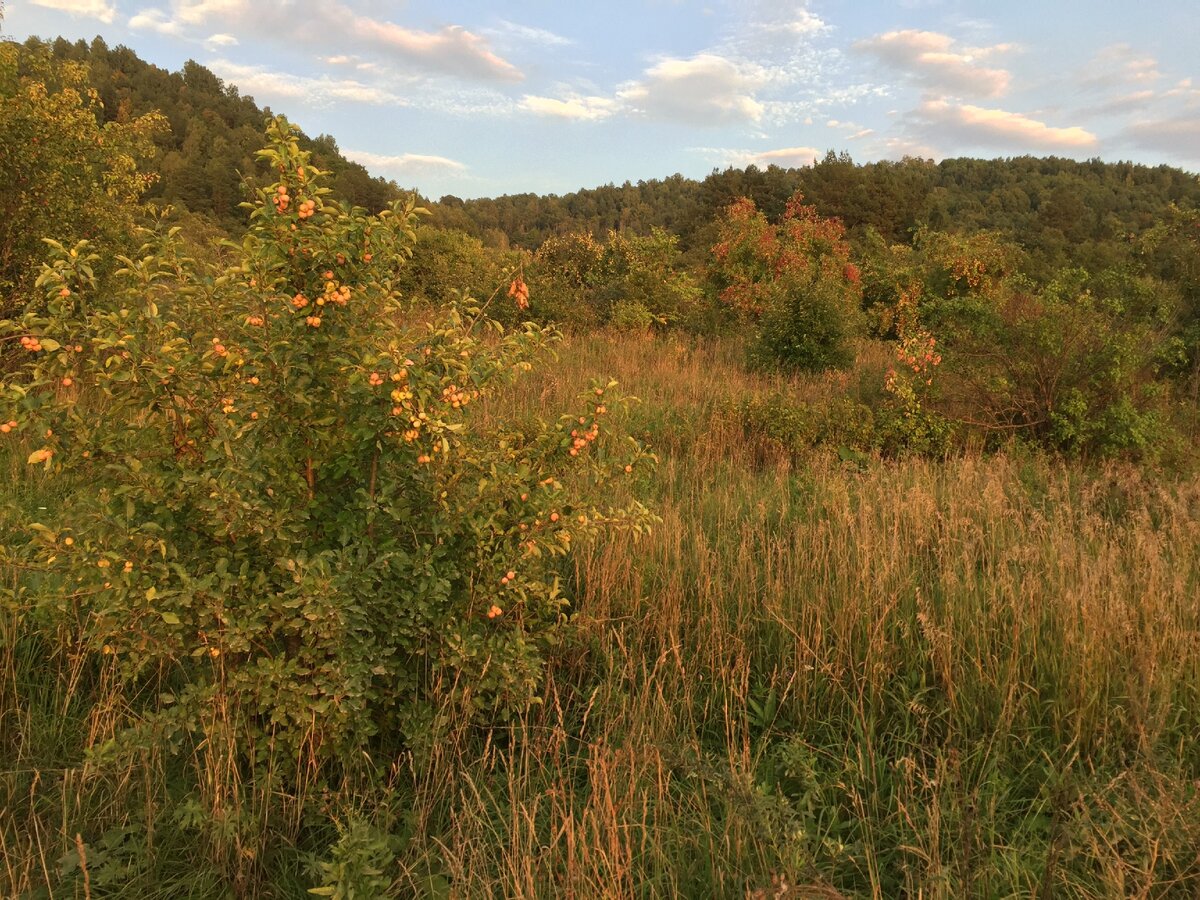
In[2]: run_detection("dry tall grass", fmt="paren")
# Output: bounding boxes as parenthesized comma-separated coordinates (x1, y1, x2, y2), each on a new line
(3, 330, 1199, 897)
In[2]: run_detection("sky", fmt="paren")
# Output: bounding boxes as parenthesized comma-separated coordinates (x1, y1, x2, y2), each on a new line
(4, 0, 1199, 199)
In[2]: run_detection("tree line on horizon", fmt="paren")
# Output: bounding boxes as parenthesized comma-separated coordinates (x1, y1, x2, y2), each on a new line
(12, 34, 1200, 273)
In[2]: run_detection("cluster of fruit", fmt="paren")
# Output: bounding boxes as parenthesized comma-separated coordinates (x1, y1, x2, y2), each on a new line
(440, 383, 476, 410)
(273, 185, 292, 213)
(568, 420, 600, 457)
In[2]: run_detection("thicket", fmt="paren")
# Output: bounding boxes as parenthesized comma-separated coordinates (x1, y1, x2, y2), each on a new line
(710, 194, 863, 373)
(1, 115, 653, 892)
(0, 42, 165, 320)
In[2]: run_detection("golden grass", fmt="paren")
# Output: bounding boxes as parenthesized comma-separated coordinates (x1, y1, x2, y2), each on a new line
(3, 329, 1199, 898)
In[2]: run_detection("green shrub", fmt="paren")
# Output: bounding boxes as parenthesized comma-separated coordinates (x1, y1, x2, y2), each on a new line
(610, 299, 655, 331)
(734, 392, 879, 458)
(923, 270, 1170, 457)
(711, 195, 863, 373)
(392, 225, 524, 321)
(525, 228, 701, 330)
(0, 118, 654, 843)
(874, 398, 957, 458)
(525, 232, 607, 327)
(750, 275, 859, 372)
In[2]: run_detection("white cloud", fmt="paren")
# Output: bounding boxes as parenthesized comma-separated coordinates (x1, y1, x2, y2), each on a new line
(520, 94, 618, 122)
(340, 16, 523, 82)
(1076, 90, 1157, 118)
(344, 149, 467, 176)
(854, 30, 1012, 97)
(743, 146, 821, 167)
(172, 0, 248, 25)
(1165, 78, 1200, 105)
(715, 0, 840, 109)
(206, 60, 407, 107)
(127, 0, 522, 83)
(695, 146, 821, 168)
(824, 119, 873, 141)
(29, 0, 115, 23)
(129, 8, 183, 34)
(912, 100, 1098, 150)
(782, 10, 827, 35)
(619, 54, 767, 125)
(735, 0, 828, 39)
(881, 135, 939, 160)
(1077, 44, 1161, 91)
(1069, 46, 1197, 158)
(203, 33, 239, 50)
(484, 20, 573, 47)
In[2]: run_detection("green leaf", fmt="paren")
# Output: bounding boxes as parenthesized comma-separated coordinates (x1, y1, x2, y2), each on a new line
(160, 612, 181, 625)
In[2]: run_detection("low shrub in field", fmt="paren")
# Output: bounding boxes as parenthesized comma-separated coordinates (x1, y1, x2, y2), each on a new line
(865, 228, 1180, 459)
(735, 393, 875, 457)
(922, 269, 1170, 456)
(0, 118, 653, 857)
(711, 193, 863, 373)
(526, 228, 702, 330)
(734, 388, 956, 461)
(609, 298, 655, 331)
(392, 224, 525, 318)
(526, 231, 607, 327)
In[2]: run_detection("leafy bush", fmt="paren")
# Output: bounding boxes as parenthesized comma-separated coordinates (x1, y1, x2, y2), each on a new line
(392, 224, 524, 318)
(711, 194, 863, 372)
(923, 269, 1170, 456)
(733, 392, 877, 459)
(0, 42, 166, 321)
(862, 225, 1180, 458)
(526, 232, 607, 327)
(750, 273, 859, 372)
(609, 299, 655, 331)
(1, 118, 653, 847)
(873, 396, 958, 458)
(1136, 205, 1200, 392)
(525, 228, 701, 329)
(601, 228, 703, 328)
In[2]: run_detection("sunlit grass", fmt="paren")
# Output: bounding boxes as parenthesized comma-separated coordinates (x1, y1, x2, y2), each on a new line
(3, 329, 1200, 897)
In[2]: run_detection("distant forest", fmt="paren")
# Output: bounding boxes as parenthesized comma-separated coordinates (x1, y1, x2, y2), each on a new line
(24, 35, 403, 226)
(20, 35, 1200, 277)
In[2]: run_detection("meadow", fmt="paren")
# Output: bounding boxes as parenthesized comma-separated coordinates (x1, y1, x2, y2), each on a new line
(3, 43, 1199, 897)
(4, 327, 1199, 898)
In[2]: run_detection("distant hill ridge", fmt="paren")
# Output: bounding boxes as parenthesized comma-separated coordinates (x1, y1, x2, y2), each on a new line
(19, 34, 408, 226)
(17, 35, 1200, 268)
